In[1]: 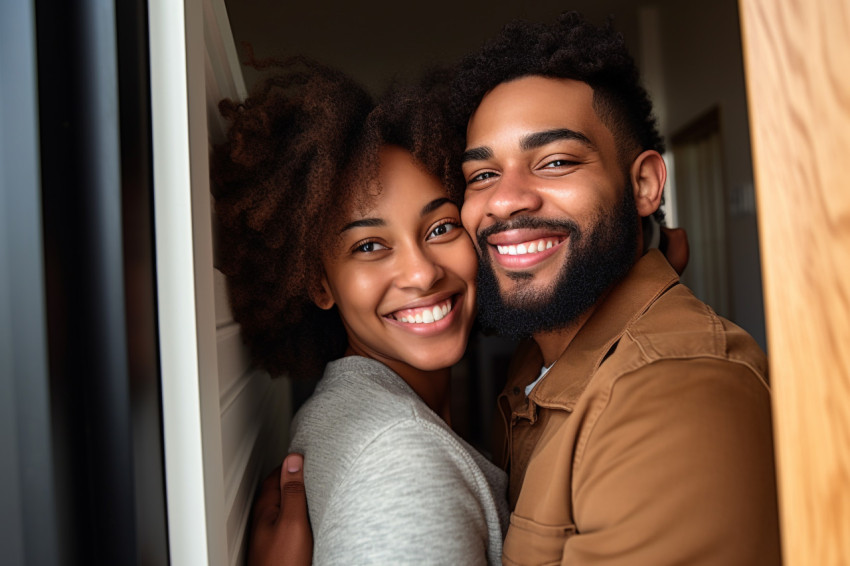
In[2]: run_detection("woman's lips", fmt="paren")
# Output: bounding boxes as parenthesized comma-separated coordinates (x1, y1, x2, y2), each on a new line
(383, 295, 465, 336)
(387, 297, 453, 324)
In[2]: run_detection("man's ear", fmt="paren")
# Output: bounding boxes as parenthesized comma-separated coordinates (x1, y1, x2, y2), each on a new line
(630, 150, 666, 217)
(310, 274, 335, 310)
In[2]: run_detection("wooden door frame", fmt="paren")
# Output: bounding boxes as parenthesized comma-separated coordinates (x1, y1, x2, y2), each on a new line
(740, 0, 850, 563)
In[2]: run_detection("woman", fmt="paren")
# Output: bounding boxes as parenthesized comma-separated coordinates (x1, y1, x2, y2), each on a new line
(213, 60, 508, 564)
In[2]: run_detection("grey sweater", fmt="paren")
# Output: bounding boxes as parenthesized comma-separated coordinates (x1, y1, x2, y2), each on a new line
(289, 356, 509, 565)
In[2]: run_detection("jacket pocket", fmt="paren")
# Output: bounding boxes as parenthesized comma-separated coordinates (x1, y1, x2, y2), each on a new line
(502, 512, 576, 566)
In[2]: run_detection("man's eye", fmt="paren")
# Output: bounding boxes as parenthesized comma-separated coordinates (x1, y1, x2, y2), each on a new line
(544, 159, 572, 168)
(469, 171, 497, 184)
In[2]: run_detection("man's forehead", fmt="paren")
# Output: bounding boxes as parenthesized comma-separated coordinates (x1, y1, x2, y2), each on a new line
(466, 76, 598, 142)
(466, 76, 607, 149)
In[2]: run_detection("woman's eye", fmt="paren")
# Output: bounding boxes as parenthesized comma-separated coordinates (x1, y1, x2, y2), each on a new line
(354, 241, 387, 253)
(428, 222, 459, 240)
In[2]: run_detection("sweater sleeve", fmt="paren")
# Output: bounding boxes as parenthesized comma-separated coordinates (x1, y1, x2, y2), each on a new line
(312, 418, 500, 566)
(564, 358, 781, 565)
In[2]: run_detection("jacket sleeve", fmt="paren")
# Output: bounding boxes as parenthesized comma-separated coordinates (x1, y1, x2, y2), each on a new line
(312, 418, 502, 565)
(563, 358, 782, 565)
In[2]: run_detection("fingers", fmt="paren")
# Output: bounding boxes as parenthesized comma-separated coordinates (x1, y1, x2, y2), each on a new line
(253, 465, 284, 527)
(271, 454, 313, 566)
(279, 454, 310, 532)
(248, 455, 313, 566)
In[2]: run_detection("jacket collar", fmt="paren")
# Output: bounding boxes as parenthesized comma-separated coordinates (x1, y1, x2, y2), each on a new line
(505, 250, 680, 413)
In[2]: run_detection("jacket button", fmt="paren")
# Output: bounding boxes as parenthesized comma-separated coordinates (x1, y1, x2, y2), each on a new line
(512, 386, 521, 395)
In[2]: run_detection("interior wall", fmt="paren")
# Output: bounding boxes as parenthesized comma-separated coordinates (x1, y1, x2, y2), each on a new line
(223, 1, 641, 95)
(656, 0, 766, 348)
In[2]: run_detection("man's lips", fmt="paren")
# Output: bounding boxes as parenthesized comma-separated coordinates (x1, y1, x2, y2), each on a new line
(485, 230, 568, 268)
(492, 236, 565, 256)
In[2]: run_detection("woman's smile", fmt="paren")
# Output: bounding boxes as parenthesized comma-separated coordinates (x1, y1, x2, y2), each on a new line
(383, 294, 465, 337)
(315, 146, 478, 378)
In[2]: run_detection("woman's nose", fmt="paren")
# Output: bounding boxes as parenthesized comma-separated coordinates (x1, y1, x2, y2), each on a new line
(394, 245, 443, 291)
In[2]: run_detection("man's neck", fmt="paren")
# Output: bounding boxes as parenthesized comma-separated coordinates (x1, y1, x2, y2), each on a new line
(532, 303, 598, 366)
(532, 250, 645, 366)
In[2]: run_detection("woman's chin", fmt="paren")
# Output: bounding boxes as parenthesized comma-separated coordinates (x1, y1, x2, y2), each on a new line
(406, 343, 469, 373)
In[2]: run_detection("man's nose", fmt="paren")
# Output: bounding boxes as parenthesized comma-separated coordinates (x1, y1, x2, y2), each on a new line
(484, 169, 544, 220)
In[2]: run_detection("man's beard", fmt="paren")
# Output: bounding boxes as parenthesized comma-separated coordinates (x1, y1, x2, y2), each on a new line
(476, 186, 639, 339)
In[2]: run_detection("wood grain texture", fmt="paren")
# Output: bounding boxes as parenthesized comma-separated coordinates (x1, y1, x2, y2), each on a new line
(739, 0, 850, 563)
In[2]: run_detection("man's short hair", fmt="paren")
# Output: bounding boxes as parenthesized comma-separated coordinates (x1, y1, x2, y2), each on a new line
(451, 11, 665, 169)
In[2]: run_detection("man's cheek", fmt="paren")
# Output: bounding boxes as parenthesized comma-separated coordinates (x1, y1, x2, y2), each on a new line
(460, 205, 481, 244)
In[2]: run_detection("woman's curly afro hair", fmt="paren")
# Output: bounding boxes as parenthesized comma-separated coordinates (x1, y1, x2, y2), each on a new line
(211, 57, 464, 380)
(451, 11, 665, 166)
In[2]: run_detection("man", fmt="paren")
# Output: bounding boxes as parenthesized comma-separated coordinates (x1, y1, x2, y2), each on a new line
(252, 12, 780, 564)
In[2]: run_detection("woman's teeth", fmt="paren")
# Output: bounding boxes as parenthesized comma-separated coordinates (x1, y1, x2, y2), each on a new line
(496, 238, 558, 256)
(390, 299, 452, 324)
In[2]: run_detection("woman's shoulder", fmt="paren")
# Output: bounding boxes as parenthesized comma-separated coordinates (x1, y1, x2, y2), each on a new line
(290, 356, 450, 459)
(306, 356, 430, 418)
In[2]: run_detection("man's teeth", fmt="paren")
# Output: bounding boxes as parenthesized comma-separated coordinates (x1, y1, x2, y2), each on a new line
(392, 300, 452, 324)
(496, 239, 558, 256)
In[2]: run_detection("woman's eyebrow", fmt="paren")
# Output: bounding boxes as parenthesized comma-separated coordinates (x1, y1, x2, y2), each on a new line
(339, 198, 453, 233)
(520, 128, 595, 151)
(421, 197, 453, 217)
(339, 218, 384, 234)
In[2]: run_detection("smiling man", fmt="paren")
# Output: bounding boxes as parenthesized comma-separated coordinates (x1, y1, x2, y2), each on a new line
(462, 76, 648, 349)
(249, 12, 781, 566)
(450, 12, 781, 565)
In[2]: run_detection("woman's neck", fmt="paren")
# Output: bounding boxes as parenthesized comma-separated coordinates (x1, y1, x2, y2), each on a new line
(401, 366, 453, 424)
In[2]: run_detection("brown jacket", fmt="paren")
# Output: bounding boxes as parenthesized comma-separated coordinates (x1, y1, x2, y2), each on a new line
(497, 250, 781, 565)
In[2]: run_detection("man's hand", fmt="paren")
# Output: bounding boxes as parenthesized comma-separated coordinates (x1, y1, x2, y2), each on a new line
(248, 454, 313, 566)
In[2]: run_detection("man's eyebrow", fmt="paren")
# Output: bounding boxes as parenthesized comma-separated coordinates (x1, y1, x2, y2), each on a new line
(462, 129, 595, 164)
(339, 218, 384, 234)
(461, 146, 493, 164)
(421, 197, 453, 217)
(520, 128, 595, 151)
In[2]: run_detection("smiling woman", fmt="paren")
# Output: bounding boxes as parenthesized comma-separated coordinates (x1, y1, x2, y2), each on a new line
(211, 59, 508, 564)
(314, 147, 478, 386)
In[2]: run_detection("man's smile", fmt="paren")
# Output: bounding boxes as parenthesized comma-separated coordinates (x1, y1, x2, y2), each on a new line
(484, 228, 570, 270)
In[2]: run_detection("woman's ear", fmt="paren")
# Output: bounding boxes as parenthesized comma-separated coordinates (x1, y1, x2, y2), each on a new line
(311, 274, 335, 310)
(630, 150, 667, 218)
